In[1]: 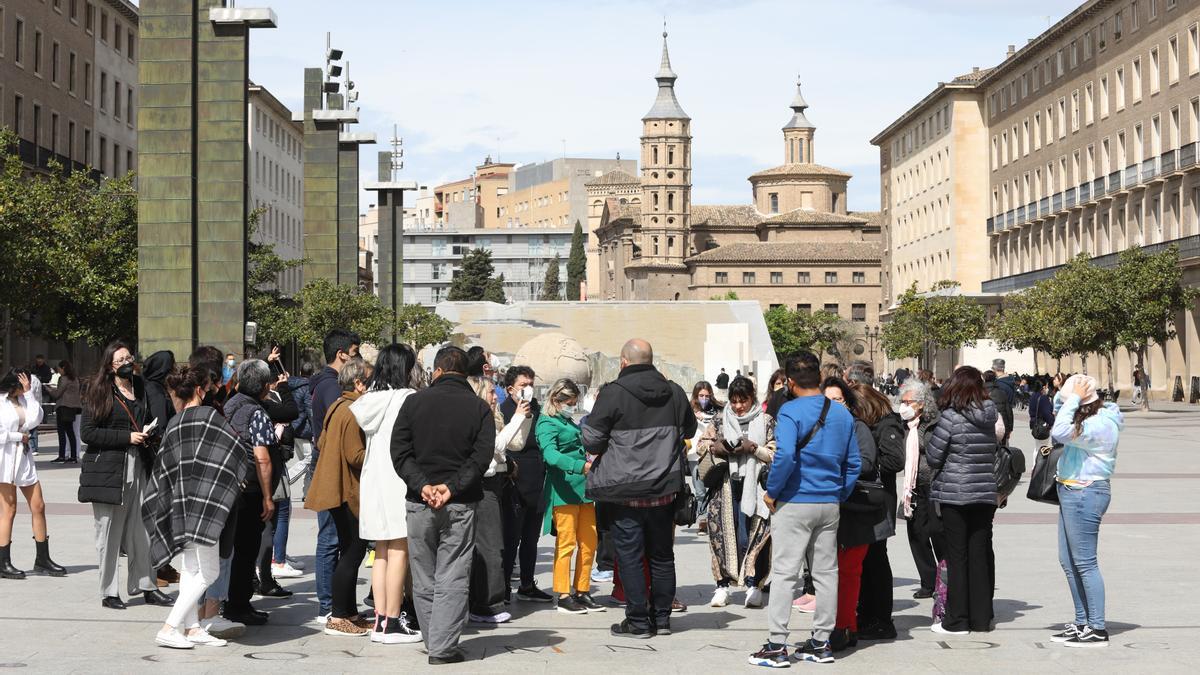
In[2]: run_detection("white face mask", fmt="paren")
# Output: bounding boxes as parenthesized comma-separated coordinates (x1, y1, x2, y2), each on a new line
(561, 404, 577, 415)
(898, 403, 917, 421)
(521, 386, 534, 402)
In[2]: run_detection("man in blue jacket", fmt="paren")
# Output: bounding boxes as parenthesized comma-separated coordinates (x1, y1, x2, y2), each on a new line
(749, 351, 860, 668)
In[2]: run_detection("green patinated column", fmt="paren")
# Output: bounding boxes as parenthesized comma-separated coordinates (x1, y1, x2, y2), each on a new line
(337, 137, 360, 287)
(302, 68, 340, 283)
(138, 0, 274, 357)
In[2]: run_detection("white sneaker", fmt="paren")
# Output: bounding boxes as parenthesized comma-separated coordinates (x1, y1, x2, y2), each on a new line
(186, 627, 228, 647)
(285, 556, 306, 570)
(313, 612, 331, 626)
(930, 622, 969, 635)
(156, 628, 195, 650)
(201, 616, 245, 639)
(745, 586, 765, 608)
(709, 586, 731, 607)
(271, 561, 304, 578)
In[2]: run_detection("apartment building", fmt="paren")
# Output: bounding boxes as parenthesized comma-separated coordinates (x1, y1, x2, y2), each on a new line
(982, 0, 1200, 396)
(248, 81, 304, 294)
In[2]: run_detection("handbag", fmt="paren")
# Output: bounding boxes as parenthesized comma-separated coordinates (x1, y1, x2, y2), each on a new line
(1031, 417, 1051, 440)
(672, 395, 698, 527)
(696, 438, 729, 491)
(1026, 443, 1063, 504)
(842, 479, 888, 513)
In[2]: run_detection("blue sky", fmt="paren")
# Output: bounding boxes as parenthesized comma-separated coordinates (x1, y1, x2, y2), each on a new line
(246, 0, 1082, 212)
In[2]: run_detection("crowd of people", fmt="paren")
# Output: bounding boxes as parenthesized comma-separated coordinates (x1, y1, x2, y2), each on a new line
(0, 336, 1127, 665)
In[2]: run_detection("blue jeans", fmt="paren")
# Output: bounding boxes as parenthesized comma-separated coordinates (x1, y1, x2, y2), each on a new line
(1057, 480, 1110, 630)
(272, 498, 291, 562)
(315, 510, 339, 615)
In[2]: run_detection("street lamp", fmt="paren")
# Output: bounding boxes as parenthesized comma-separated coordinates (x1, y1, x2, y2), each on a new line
(863, 325, 882, 367)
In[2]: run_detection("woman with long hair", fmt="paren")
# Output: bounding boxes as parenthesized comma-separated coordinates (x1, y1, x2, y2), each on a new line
(535, 378, 601, 615)
(925, 365, 999, 635)
(81, 341, 172, 609)
(47, 360, 83, 463)
(1048, 374, 1122, 648)
(1, 368, 65, 579)
(689, 380, 721, 520)
(897, 379, 944, 600)
(141, 365, 245, 649)
(468, 372, 531, 622)
(699, 375, 775, 609)
(351, 344, 422, 644)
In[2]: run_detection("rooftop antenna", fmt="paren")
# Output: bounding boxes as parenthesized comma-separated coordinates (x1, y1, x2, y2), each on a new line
(389, 124, 404, 179)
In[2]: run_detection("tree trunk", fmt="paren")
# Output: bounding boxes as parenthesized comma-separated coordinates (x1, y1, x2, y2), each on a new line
(1105, 352, 1115, 395)
(1081, 353, 1089, 375)
(1138, 348, 1151, 411)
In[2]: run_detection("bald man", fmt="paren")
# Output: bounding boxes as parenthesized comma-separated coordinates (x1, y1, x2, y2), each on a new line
(582, 339, 696, 639)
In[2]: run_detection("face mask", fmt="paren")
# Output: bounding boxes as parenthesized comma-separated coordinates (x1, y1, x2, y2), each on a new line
(227, 359, 235, 367)
(698, 396, 710, 408)
(898, 403, 917, 421)
(116, 363, 135, 379)
(521, 386, 533, 402)
(561, 404, 577, 415)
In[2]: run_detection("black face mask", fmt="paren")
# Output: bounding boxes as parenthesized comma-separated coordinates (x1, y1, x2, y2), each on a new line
(116, 363, 135, 379)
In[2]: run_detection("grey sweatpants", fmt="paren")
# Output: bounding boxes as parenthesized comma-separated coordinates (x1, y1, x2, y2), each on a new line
(91, 464, 155, 599)
(766, 502, 840, 644)
(407, 500, 477, 658)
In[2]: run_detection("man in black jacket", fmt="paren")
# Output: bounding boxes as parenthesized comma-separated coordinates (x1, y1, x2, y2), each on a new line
(498, 365, 552, 602)
(582, 339, 697, 639)
(391, 346, 495, 665)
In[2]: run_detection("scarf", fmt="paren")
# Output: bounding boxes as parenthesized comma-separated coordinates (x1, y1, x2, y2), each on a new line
(900, 415, 921, 518)
(721, 403, 769, 519)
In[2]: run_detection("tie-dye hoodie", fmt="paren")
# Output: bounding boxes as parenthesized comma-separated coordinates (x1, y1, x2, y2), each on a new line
(1050, 393, 1124, 484)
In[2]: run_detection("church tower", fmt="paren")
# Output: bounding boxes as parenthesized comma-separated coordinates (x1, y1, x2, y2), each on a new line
(782, 77, 815, 164)
(639, 29, 692, 267)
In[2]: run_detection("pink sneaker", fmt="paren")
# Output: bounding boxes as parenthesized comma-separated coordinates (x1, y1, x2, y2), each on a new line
(792, 594, 816, 613)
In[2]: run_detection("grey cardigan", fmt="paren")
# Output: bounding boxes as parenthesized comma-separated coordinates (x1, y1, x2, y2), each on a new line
(926, 400, 998, 506)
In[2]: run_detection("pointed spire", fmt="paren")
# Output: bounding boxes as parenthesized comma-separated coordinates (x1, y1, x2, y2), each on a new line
(784, 76, 815, 130)
(643, 26, 689, 120)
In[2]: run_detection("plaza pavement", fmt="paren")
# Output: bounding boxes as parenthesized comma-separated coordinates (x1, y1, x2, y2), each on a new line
(2, 406, 1197, 673)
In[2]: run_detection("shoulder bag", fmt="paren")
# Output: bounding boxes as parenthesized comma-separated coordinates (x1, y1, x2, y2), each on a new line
(672, 396, 698, 527)
(1026, 443, 1063, 504)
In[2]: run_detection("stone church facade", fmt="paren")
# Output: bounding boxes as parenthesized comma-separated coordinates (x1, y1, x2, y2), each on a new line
(591, 33, 884, 339)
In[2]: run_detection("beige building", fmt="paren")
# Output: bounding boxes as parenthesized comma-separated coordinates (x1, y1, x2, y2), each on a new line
(248, 82, 304, 295)
(594, 34, 883, 364)
(981, 0, 1200, 398)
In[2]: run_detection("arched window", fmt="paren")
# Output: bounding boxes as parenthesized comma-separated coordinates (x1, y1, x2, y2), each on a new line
(667, 192, 675, 211)
(652, 146, 659, 164)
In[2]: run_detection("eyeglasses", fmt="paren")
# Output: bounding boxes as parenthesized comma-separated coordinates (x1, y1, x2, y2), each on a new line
(900, 398, 916, 404)
(113, 355, 134, 366)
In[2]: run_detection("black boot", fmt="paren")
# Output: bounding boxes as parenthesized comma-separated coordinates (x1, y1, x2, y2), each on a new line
(0, 544, 26, 580)
(32, 538, 67, 577)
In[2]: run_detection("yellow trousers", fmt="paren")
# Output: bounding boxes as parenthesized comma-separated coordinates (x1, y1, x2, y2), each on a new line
(552, 503, 597, 595)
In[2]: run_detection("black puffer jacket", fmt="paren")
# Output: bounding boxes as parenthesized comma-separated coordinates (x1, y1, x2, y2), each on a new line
(838, 420, 889, 547)
(926, 400, 998, 506)
(79, 377, 150, 505)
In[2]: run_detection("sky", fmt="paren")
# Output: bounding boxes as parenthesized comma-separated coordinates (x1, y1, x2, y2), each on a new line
(244, 0, 1084, 213)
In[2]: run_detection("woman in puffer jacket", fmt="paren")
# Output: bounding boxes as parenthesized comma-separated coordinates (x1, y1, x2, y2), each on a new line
(925, 365, 999, 636)
(1046, 374, 1123, 648)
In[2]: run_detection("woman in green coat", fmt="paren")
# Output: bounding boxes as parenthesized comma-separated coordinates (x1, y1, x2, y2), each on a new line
(535, 378, 602, 616)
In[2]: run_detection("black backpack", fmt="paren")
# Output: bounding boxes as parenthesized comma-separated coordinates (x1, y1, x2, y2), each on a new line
(994, 444, 1026, 500)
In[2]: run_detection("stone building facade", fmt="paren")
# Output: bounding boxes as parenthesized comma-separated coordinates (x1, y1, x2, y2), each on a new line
(248, 82, 303, 295)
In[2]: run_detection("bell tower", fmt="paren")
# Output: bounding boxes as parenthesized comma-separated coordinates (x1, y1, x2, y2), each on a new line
(639, 29, 692, 266)
(782, 77, 815, 164)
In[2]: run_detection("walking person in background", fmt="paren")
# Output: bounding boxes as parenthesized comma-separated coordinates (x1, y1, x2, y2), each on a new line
(47, 360, 83, 463)
(142, 365, 246, 649)
(537, 378, 603, 615)
(689, 381, 721, 521)
(30, 355, 53, 385)
(81, 342, 171, 609)
(897, 379, 944, 600)
(926, 366, 999, 635)
(306, 358, 372, 637)
(1029, 377, 1055, 438)
(498, 365, 551, 603)
(748, 352, 859, 667)
(1049, 374, 1123, 648)
(353, 344, 423, 644)
(983, 369, 1014, 446)
(0, 369, 65, 579)
(392, 346, 495, 665)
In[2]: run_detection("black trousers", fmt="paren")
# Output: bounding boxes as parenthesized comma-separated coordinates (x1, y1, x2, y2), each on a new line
(502, 481, 542, 588)
(330, 503, 369, 619)
(907, 494, 945, 591)
(227, 491, 266, 612)
(940, 503, 996, 632)
(257, 501, 281, 584)
(594, 502, 615, 572)
(857, 538, 894, 627)
(56, 406, 80, 460)
(610, 503, 675, 632)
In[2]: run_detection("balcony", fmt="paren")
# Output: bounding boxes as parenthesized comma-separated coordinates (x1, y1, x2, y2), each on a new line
(1181, 142, 1197, 169)
(1161, 149, 1176, 174)
(982, 233, 1200, 293)
(1078, 181, 1091, 203)
(1108, 170, 1121, 193)
(1124, 164, 1139, 187)
(1065, 188, 1077, 209)
(1015, 205, 1026, 225)
(1141, 157, 1158, 182)
(1093, 177, 1106, 199)
(1039, 197, 1050, 218)
(987, 216, 995, 234)
(1052, 192, 1063, 212)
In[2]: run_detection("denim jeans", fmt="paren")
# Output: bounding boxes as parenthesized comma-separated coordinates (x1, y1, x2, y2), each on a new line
(1058, 480, 1110, 630)
(272, 498, 291, 563)
(315, 510, 340, 616)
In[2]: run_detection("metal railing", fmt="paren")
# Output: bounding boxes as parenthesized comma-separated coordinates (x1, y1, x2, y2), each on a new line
(982, 234, 1200, 293)
(1161, 149, 1176, 174)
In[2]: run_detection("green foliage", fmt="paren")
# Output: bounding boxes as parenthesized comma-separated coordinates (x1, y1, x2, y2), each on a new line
(764, 306, 851, 361)
(566, 220, 586, 301)
(1112, 244, 1199, 360)
(447, 248, 505, 303)
(539, 254, 562, 300)
(483, 273, 507, 304)
(291, 279, 392, 349)
(246, 208, 306, 349)
(0, 127, 137, 349)
(882, 281, 986, 363)
(709, 291, 740, 300)
(393, 303, 454, 349)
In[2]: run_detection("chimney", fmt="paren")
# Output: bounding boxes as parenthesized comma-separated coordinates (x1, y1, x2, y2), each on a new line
(972, 66, 980, 73)
(1007, 44, 1016, 58)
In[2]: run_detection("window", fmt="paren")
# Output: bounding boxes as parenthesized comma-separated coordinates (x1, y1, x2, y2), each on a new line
(797, 304, 811, 314)
(99, 136, 106, 173)
(112, 142, 120, 175)
(652, 146, 658, 164)
(770, 272, 783, 284)
(1085, 82, 1094, 125)
(126, 88, 132, 125)
(50, 113, 58, 155)
(1150, 0, 1158, 19)
(113, 80, 121, 120)
(1133, 57, 1142, 102)
(1056, 48, 1065, 76)
(797, 271, 810, 284)
(51, 42, 59, 84)
(1126, 4, 1134, 33)
(825, 271, 838, 284)
(1116, 66, 1126, 109)
(1071, 40, 1078, 68)
(67, 120, 74, 161)
(852, 304, 867, 322)
(853, 271, 866, 284)
(83, 128, 91, 165)
(1150, 46, 1160, 94)
(1058, 97, 1067, 138)
(126, 30, 134, 60)
(1191, 98, 1200, 143)
(83, 62, 91, 102)
(769, 192, 779, 213)
(85, 3, 94, 32)
(715, 272, 728, 285)
(114, 24, 122, 52)
(667, 146, 675, 165)
(68, 52, 76, 93)
(100, 11, 108, 43)
(1190, 24, 1199, 76)
(823, 303, 839, 317)
(1071, 90, 1080, 131)
(1100, 76, 1109, 118)
(1085, 30, 1093, 59)
(1168, 35, 1179, 83)
(1169, 106, 1180, 150)
(742, 272, 756, 285)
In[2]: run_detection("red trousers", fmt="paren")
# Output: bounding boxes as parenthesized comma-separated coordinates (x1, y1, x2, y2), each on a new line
(836, 544, 869, 631)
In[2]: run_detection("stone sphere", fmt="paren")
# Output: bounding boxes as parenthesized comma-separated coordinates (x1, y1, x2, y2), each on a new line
(512, 332, 591, 386)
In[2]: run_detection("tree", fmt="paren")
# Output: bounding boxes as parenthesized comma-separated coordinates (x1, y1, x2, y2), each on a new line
(483, 273, 507, 304)
(1111, 245, 1199, 410)
(882, 281, 986, 369)
(447, 248, 506, 302)
(393, 304, 454, 350)
(292, 279, 392, 349)
(764, 306, 851, 362)
(566, 220, 586, 301)
(539, 254, 562, 300)
(1039, 254, 1117, 376)
(0, 128, 138, 354)
(246, 208, 306, 349)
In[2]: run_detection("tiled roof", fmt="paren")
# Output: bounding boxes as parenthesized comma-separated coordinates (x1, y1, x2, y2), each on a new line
(762, 209, 869, 226)
(686, 241, 882, 265)
(624, 261, 690, 271)
(691, 205, 761, 228)
(749, 163, 851, 179)
(849, 210, 883, 228)
(951, 67, 995, 84)
(586, 170, 640, 187)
